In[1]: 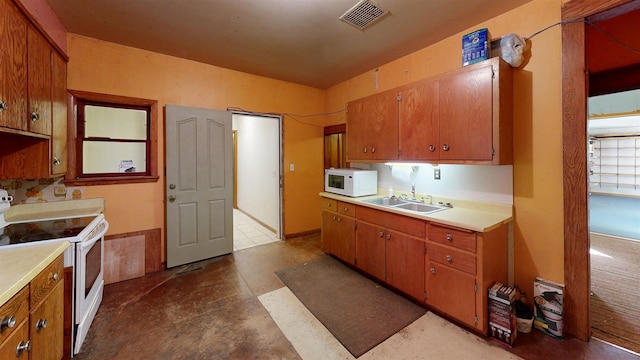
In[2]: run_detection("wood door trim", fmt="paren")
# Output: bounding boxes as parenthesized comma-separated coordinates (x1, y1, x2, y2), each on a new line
(561, 0, 633, 341)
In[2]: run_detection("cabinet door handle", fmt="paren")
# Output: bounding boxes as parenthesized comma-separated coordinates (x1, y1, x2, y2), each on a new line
(371, 147, 376, 153)
(430, 267, 436, 274)
(36, 318, 48, 331)
(446, 255, 452, 263)
(446, 233, 453, 241)
(363, 147, 367, 153)
(379, 231, 385, 237)
(16, 340, 31, 356)
(31, 111, 40, 121)
(0, 315, 16, 332)
(428, 145, 435, 152)
(332, 216, 337, 221)
(336, 217, 341, 222)
(0, 101, 7, 112)
(343, 207, 348, 213)
(51, 272, 60, 282)
(53, 157, 61, 166)
(386, 233, 391, 240)
(442, 144, 449, 151)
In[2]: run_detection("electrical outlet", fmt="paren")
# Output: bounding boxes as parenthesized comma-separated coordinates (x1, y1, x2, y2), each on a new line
(289, 163, 295, 171)
(434, 168, 441, 180)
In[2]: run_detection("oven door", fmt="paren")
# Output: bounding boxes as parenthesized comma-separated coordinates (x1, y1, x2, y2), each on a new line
(74, 218, 109, 355)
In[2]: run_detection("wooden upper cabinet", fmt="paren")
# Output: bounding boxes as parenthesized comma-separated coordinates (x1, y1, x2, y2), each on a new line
(346, 90, 398, 161)
(398, 79, 439, 161)
(439, 61, 493, 161)
(0, 0, 28, 132)
(346, 57, 513, 165)
(27, 25, 52, 135)
(439, 57, 513, 164)
(51, 52, 68, 176)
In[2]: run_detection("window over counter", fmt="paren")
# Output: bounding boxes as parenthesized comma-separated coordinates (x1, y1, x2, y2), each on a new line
(65, 90, 159, 185)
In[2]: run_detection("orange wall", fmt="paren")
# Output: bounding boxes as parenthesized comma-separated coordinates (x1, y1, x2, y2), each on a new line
(66, 34, 326, 260)
(326, 0, 565, 294)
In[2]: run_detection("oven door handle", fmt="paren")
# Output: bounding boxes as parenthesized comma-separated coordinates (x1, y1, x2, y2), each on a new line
(79, 220, 109, 251)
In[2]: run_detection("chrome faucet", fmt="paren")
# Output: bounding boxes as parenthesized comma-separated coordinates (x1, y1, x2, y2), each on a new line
(424, 194, 433, 205)
(411, 183, 416, 200)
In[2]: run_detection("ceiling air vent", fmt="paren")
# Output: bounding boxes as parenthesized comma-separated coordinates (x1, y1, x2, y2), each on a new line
(339, 0, 389, 30)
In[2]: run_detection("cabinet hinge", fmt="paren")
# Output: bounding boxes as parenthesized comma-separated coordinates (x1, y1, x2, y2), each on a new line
(492, 69, 496, 79)
(397, 94, 402, 102)
(424, 245, 427, 254)
(424, 291, 427, 300)
(474, 283, 478, 293)
(474, 315, 479, 324)
(354, 258, 358, 265)
(492, 147, 496, 157)
(355, 223, 358, 230)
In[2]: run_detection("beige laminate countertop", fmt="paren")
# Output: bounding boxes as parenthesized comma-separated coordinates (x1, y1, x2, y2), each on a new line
(5, 198, 105, 223)
(0, 241, 69, 306)
(320, 192, 513, 232)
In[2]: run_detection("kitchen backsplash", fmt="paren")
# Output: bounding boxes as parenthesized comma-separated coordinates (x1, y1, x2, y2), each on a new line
(371, 163, 513, 205)
(0, 178, 85, 204)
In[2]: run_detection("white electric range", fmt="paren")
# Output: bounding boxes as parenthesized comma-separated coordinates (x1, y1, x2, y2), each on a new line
(0, 190, 109, 357)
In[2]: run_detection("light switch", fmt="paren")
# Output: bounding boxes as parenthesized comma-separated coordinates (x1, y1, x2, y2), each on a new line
(290, 163, 295, 171)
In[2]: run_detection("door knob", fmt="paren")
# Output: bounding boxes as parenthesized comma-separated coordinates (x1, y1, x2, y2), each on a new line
(169, 195, 176, 202)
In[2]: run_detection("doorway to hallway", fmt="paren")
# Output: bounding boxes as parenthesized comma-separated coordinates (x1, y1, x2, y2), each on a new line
(232, 113, 283, 240)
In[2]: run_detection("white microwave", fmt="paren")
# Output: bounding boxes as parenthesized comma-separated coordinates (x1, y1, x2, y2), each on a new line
(325, 169, 378, 197)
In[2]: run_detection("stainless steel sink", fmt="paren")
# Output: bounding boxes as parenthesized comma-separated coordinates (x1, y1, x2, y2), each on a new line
(362, 197, 407, 206)
(394, 202, 447, 214)
(361, 197, 449, 215)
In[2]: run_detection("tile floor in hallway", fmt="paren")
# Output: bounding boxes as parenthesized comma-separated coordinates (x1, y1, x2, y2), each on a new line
(233, 208, 281, 251)
(73, 235, 639, 360)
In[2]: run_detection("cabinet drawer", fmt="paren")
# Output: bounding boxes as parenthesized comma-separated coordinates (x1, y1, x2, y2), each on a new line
(357, 206, 426, 238)
(30, 254, 63, 308)
(429, 224, 476, 253)
(337, 201, 356, 217)
(0, 286, 29, 345)
(428, 242, 476, 275)
(321, 198, 337, 212)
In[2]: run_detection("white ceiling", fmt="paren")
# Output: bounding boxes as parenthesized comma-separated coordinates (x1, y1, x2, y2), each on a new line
(46, 0, 531, 89)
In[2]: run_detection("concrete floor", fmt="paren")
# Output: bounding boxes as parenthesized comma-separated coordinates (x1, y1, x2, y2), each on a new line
(73, 235, 638, 360)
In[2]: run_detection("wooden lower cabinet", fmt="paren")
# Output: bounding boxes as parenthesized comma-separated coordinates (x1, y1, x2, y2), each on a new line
(30, 281, 64, 360)
(322, 210, 356, 264)
(0, 321, 30, 359)
(354, 221, 386, 281)
(426, 262, 476, 326)
(385, 230, 425, 301)
(321, 199, 356, 264)
(426, 222, 507, 334)
(319, 196, 508, 335)
(0, 255, 64, 359)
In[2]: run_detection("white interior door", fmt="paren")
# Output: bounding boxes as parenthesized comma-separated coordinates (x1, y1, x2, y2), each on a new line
(165, 105, 233, 268)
